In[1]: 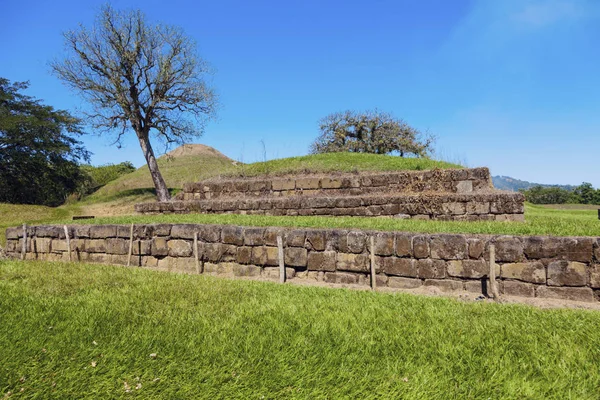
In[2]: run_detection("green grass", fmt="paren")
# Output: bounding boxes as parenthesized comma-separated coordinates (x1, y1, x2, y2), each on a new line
(51, 204, 599, 237)
(231, 152, 462, 177)
(1, 259, 599, 399)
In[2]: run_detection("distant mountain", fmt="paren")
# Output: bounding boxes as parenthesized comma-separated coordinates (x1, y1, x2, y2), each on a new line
(492, 176, 577, 192)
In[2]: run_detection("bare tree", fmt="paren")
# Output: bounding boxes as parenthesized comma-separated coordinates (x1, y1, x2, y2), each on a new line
(310, 110, 434, 157)
(51, 5, 217, 201)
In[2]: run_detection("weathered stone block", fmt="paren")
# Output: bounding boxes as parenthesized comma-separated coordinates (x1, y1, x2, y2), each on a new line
(286, 231, 306, 247)
(85, 239, 106, 253)
(306, 230, 326, 251)
(536, 286, 595, 302)
(424, 279, 464, 292)
(285, 247, 308, 267)
(140, 256, 159, 268)
(347, 231, 366, 253)
(36, 226, 61, 238)
(236, 247, 253, 264)
(547, 261, 587, 287)
(34, 237, 52, 253)
(106, 238, 129, 255)
(430, 235, 467, 260)
(336, 253, 369, 272)
(307, 251, 336, 271)
(388, 277, 422, 289)
(272, 179, 295, 191)
(263, 267, 296, 280)
(372, 232, 394, 256)
(168, 240, 193, 257)
(502, 281, 535, 297)
(523, 236, 592, 262)
(151, 237, 169, 256)
(204, 262, 234, 276)
(264, 227, 285, 246)
(198, 225, 221, 242)
(494, 236, 524, 262)
(171, 225, 197, 239)
(324, 271, 361, 285)
(501, 262, 545, 284)
(384, 257, 417, 277)
(464, 279, 489, 294)
(233, 264, 262, 277)
(221, 226, 244, 245)
(412, 236, 430, 259)
(251, 246, 279, 266)
(591, 264, 600, 289)
(395, 234, 412, 257)
(416, 259, 446, 279)
(73, 225, 91, 238)
(447, 260, 492, 279)
(153, 224, 172, 236)
(90, 225, 117, 239)
(468, 238, 485, 259)
(321, 177, 342, 189)
(296, 177, 320, 190)
(243, 227, 265, 246)
(5, 227, 19, 240)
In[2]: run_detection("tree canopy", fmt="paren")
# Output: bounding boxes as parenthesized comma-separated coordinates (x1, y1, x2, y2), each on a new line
(310, 110, 434, 157)
(0, 78, 90, 206)
(520, 183, 600, 205)
(51, 5, 217, 202)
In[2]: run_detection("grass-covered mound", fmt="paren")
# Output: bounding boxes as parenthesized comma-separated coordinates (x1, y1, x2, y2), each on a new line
(1, 260, 599, 398)
(232, 152, 461, 177)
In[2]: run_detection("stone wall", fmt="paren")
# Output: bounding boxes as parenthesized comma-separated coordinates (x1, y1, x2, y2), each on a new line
(136, 192, 525, 221)
(6, 224, 600, 303)
(179, 168, 492, 200)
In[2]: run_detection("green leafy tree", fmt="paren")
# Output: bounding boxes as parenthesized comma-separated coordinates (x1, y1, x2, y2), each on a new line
(0, 78, 90, 206)
(310, 110, 434, 156)
(51, 5, 217, 202)
(77, 161, 136, 197)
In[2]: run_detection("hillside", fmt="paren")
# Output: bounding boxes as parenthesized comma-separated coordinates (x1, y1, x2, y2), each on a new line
(492, 176, 576, 192)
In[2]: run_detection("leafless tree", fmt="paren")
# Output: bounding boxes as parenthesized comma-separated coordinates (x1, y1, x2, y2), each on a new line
(52, 5, 217, 201)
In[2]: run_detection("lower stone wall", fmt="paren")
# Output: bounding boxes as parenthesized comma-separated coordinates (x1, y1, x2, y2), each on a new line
(136, 192, 525, 221)
(5, 224, 600, 303)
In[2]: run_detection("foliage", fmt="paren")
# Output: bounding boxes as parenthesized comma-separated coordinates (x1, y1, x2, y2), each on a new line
(521, 183, 600, 205)
(51, 5, 217, 201)
(77, 162, 136, 197)
(0, 78, 90, 206)
(310, 110, 435, 156)
(1, 260, 600, 398)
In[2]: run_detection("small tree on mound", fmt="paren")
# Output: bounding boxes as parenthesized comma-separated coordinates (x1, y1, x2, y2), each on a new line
(51, 5, 217, 202)
(310, 110, 434, 157)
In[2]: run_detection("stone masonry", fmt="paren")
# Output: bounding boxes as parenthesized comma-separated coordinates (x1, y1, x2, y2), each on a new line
(135, 167, 525, 221)
(6, 224, 600, 303)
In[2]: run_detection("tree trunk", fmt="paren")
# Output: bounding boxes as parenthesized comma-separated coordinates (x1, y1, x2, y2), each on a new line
(137, 133, 170, 202)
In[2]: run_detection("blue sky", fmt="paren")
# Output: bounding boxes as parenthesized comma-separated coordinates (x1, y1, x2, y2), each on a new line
(2, 0, 599, 186)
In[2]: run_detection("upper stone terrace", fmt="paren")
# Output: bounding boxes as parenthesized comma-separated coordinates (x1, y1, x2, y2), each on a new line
(135, 167, 525, 221)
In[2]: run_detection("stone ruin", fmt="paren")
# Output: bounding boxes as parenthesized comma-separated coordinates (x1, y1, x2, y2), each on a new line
(135, 167, 525, 221)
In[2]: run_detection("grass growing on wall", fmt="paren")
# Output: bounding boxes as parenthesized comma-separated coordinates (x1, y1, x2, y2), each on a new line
(58, 204, 600, 237)
(1, 260, 599, 398)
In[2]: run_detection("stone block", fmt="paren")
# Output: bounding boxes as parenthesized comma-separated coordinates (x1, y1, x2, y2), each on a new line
(336, 253, 369, 272)
(236, 247, 253, 264)
(307, 251, 336, 271)
(373, 232, 394, 256)
(90, 225, 117, 239)
(591, 264, 600, 289)
(388, 277, 422, 289)
(251, 246, 279, 266)
(106, 238, 129, 255)
(447, 260, 492, 279)
(493, 236, 524, 262)
(424, 279, 464, 292)
(35, 238, 52, 253)
(140, 256, 159, 268)
(110, 254, 129, 266)
(204, 262, 234, 276)
(286, 231, 306, 247)
(221, 225, 244, 245)
(168, 240, 193, 257)
(501, 262, 546, 284)
(502, 281, 535, 297)
(263, 267, 296, 280)
(198, 225, 221, 242)
(171, 225, 197, 239)
(85, 239, 106, 253)
(384, 257, 417, 277)
(412, 236, 430, 259)
(153, 224, 172, 236)
(321, 177, 343, 189)
(36, 226, 61, 238)
(468, 238, 485, 259)
(523, 236, 593, 262)
(324, 271, 361, 285)
(296, 177, 320, 190)
(243, 227, 265, 246)
(306, 230, 326, 251)
(466, 202, 490, 214)
(416, 259, 446, 279)
(347, 231, 366, 253)
(395, 234, 412, 257)
(430, 235, 467, 260)
(536, 286, 595, 302)
(272, 179, 295, 191)
(456, 180, 473, 193)
(73, 225, 91, 238)
(151, 237, 169, 257)
(264, 227, 285, 246)
(5, 227, 19, 240)
(285, 247, 308, 267)
(547, 261, 587, 286)
(232, 264, 262, 277)
(464, 279, 490, 294)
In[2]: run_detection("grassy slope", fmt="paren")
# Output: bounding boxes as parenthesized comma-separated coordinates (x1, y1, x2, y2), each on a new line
(1, 260, 599, 399)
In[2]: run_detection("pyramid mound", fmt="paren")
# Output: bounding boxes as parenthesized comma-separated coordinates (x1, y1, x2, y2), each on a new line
(163, 144, 233, 161)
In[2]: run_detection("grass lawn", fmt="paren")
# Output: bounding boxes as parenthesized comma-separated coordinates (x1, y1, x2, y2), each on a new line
(58, 204, 600, 238)
(1, 260, 599, 399)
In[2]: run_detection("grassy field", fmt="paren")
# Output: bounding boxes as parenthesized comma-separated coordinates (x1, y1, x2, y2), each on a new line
(1, 259, 599, 399)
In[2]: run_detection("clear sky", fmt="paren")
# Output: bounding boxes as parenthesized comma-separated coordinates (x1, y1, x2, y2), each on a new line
(2, 0, 599, 186)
